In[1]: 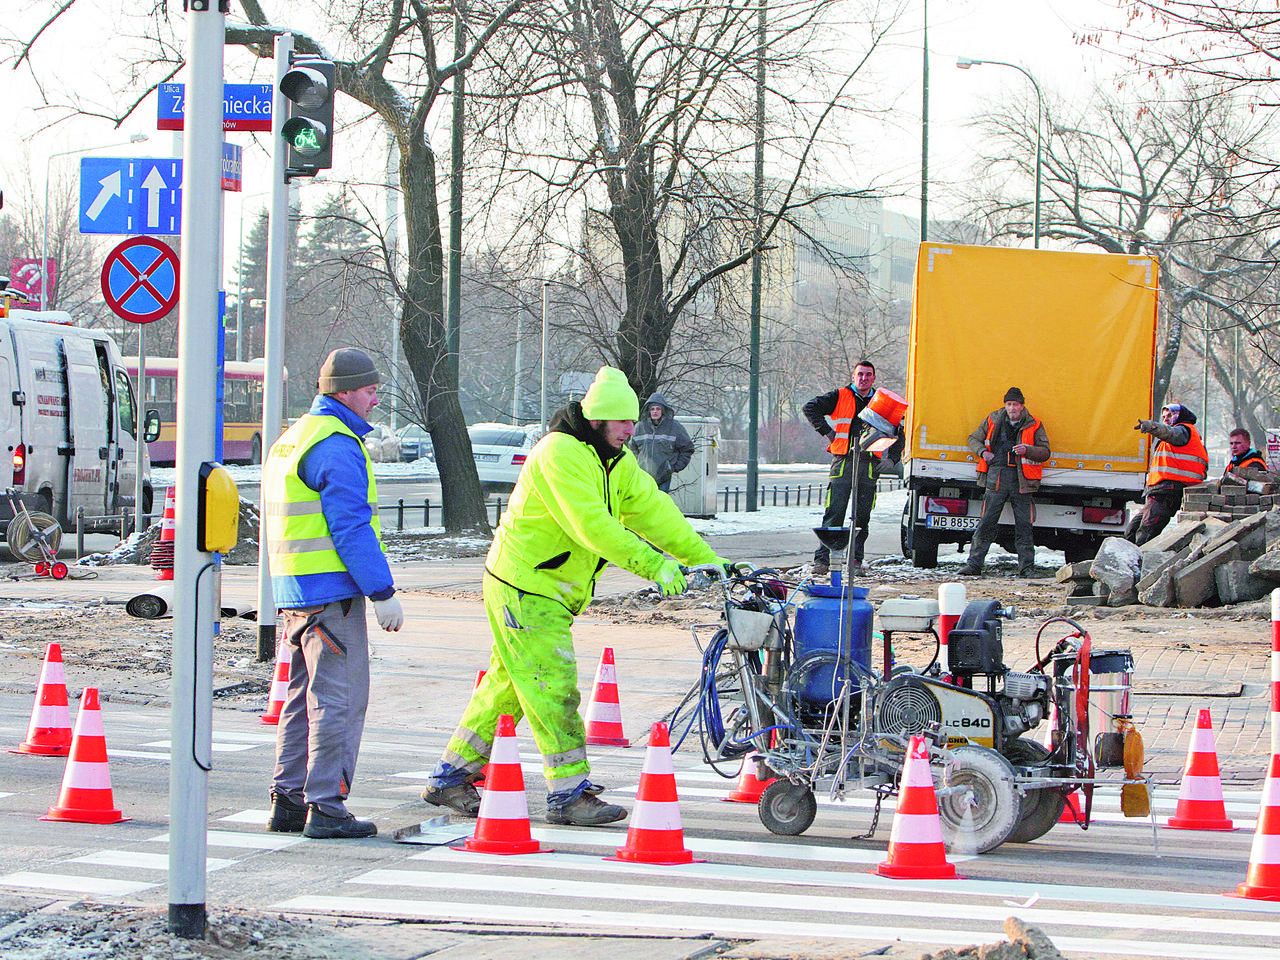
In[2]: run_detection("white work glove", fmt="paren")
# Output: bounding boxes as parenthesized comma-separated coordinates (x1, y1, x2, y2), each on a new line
(373, 596, 404, 632)
(654, 558, 687, 597)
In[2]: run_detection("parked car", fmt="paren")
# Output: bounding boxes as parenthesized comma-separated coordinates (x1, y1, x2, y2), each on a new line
(362, 423, 401, 462)
(468, 422, 541, 493)
(396, 423, 435, 463)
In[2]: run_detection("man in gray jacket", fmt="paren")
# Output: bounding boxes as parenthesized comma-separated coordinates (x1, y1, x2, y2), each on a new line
(630, 393, 695, 493)
(958, 387, 1051, 578)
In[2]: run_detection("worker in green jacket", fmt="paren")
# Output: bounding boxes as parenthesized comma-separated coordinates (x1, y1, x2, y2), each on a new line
(422, 366, 726, 826)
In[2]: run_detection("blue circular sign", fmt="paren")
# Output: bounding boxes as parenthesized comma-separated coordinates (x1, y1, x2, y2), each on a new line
(100, 236, 179, 324)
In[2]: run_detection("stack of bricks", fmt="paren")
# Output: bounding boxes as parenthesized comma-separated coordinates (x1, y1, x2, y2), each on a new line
(1177, 470, 1280, 522)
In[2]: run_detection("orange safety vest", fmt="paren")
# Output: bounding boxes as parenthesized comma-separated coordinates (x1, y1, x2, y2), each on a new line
(1147, 424, 1208, 486)
(1224, 452, 1267, 476)
(975, 415, 1044, 481)
(825, 388, 858, 455)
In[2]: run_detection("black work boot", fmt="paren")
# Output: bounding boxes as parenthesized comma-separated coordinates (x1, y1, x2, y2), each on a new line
(546, 792, 627, 826)
(302, 805, 377, 839)
(421, 781, 481, 817)
(266, 791, 307, 833)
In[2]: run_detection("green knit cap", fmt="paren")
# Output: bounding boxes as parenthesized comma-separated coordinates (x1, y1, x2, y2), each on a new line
(580, 366, 639, 421)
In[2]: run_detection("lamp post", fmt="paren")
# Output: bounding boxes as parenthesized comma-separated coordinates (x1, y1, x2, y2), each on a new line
(42, 134, 149, 311)
(957, 57, 1043, 247)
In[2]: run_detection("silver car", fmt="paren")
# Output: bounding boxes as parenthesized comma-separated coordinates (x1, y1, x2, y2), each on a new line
(468, 422, 542, 493)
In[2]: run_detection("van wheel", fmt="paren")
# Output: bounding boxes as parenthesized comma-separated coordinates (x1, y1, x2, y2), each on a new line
(250, 434, 262, 465)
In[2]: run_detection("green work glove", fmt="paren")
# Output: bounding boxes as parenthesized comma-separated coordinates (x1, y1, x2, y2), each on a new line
(654, 558, 687, 596)
(714, 555, 736, 579)
(1135, 419, 1158, 434)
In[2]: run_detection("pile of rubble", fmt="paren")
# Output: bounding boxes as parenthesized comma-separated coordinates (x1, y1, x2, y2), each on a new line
(1058, 487, 1280, 609)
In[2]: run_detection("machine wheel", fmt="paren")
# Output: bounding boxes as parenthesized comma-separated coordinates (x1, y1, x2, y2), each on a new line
(758, 779, 817, 836)
(1002, 738, 1066, 844)
(6, 511, 62, 563)
(935, 745, 1022, 853)
(50, 561, 68, 580)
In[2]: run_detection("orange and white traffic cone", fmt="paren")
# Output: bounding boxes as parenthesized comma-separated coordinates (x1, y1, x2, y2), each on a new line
(584, 647, 629, 747)
(724, 751, 776, 804)
(877, 734, 958, 879)
(937, 583, 965, 680)
(1166, 708, 1235, 831)
(259, 644, 290, 725)
(42, 687, 128, 824)
(472, 670, 490, 788)
(609, 721, 700, 864)
(463, 714, 543, 855)
(12, 642, 73, 756)
(1232, 752, 1280, 900)
(150, 487, 176, 581)
(1059, 790, 1084, 824)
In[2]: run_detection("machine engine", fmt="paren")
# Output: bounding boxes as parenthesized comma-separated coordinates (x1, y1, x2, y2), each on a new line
(873, 670, 1049, 749)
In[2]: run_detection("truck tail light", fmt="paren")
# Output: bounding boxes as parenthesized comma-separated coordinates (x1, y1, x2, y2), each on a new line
(1083, 506, 1125, 525)
(12, 444, 24, 486)
(925, 496, 968, 516)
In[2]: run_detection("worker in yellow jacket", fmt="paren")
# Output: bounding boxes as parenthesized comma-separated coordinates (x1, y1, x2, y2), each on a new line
(422, 366, 726, 826)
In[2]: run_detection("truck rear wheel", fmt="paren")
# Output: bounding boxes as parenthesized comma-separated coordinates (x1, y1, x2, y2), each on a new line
(901, 501, 939, 568)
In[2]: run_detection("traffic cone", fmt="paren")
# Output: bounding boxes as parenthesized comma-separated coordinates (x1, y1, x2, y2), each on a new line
(12, 642, 73, 756)
(1059, 790, 1083, 824)
(42, 687, 128, 824)
(472, 670, 489, 788)
(259, 643, 290, 725)
(877, 734, 958, 879)
(463, 714, 543, 855)
(1166, 708, 1235, 831)
(724, 751, 776, 803)
(150, 487, 176, 581)
(609, 721, 700, 865)
(584, 647, 629, 747)
(1233, 752, 1280, 900)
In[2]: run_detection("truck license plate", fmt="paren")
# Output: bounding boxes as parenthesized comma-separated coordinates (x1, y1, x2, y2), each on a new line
(925, 515, 979, 531)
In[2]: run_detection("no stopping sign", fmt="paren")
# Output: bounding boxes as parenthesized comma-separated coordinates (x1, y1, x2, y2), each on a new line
(100, 236, 180, 324)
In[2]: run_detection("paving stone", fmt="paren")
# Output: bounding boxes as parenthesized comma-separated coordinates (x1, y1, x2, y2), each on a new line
(1173, 541, 1241, 607)
(1215, 560, 1274, 604)
(1091, 536, 1141, 606)
(1141, 519, 1204, 553)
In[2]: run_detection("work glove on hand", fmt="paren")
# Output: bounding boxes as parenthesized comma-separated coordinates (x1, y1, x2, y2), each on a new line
(654, 558, 687, 597)
(713, 555, 736, 579)
(373, 596, 404, 632)
(1135, 419, 1158, 434)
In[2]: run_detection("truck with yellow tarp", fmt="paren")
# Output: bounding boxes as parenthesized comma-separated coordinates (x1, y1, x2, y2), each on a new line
(901, 243, 1158, 567)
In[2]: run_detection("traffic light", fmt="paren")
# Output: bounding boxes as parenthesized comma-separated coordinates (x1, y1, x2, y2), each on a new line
(280, 58, 335, 177)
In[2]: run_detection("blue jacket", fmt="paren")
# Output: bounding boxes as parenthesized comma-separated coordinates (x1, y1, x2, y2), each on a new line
(269, 395, 396, 608)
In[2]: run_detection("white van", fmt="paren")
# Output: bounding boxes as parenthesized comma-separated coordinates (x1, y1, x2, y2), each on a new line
(0, 308, 154, 538)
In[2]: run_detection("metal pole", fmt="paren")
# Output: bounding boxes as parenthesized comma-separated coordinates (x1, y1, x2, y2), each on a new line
(511, 304, 523, 424)
(257, 33, 293, 663)
(920, 0, 929, 243)
(747, 0, 765, 512)
(134, 328, 146, 535)
(169, 0, 224, 939)
(540, 279, 549, 433)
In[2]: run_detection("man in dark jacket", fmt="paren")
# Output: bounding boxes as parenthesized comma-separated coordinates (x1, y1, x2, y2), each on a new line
(1224, 428, 1268, 479)
(1132, 403, 1208, 545)
(803, 360, 902, 576)
(958, 387, 1051, 578)
(630, 393, 695, 493)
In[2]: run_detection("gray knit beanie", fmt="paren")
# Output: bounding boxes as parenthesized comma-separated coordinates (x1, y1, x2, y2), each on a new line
(317, 348, 379, 394)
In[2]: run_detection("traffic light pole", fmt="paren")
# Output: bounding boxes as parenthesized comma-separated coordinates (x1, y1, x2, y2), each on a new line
(169, 0, 225, 940)
(256, 32, 292, 663)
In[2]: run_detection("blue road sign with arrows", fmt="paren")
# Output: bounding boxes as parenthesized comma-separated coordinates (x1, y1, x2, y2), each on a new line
(79, 157, 183, 236)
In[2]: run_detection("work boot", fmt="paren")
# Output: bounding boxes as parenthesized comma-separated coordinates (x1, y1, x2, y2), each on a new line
(421, 781, 481, 817)
(302, 805, 377, 839)
(811, 560, 830, 577)
(1018, 566, 1036, 579)
(957, 563, 982, 577)
(546, 792, 627, 826)
(266, 791, 307, 833)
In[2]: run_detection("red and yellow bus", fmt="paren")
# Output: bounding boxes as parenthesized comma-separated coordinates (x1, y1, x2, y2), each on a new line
(125, 358, 287, 466)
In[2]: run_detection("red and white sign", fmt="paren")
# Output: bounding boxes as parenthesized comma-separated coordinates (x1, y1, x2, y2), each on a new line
(8, 258, 56, 306)
(100, 237, 179, 325)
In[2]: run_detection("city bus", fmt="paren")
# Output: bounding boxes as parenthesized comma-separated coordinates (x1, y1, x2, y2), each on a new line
(126, 358, 287, 466)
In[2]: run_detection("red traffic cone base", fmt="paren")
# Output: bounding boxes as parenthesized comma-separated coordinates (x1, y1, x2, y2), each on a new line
(877, 735, 959, 880)
(609, 721, 701, 865)
(1167, 709, 1234, 831)
(463, 714, 544, 855)
(259, 646, 289, 725)
(584, 647, 630, 747)
(724, 751, 776, 804)
(13, 642, 73, 756)
(42, 687, 128, 824)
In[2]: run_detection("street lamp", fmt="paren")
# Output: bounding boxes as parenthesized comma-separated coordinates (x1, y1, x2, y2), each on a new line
(957, 57, 1043, 248)
(41, 134, 149, 310)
